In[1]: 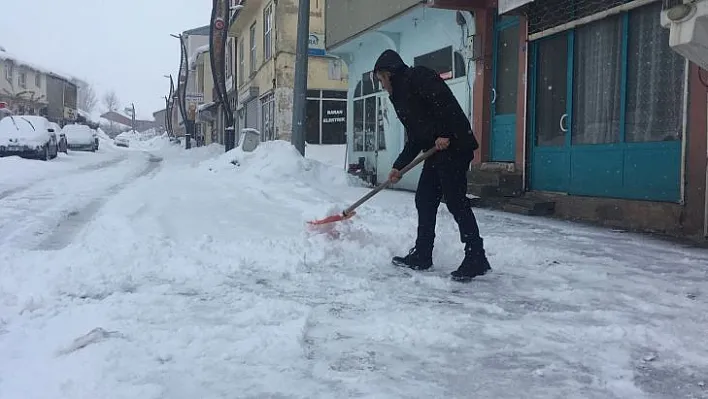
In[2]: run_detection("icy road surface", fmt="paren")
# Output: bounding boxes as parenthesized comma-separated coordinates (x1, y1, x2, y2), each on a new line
(1, 139, 707, 399)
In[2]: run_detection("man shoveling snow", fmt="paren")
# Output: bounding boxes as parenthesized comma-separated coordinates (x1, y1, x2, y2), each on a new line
(373, 49, 491, 282)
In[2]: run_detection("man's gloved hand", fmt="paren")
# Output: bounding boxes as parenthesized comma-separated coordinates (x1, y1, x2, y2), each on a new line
(388, 168, 401, 183)
(435, 137, 450, 150)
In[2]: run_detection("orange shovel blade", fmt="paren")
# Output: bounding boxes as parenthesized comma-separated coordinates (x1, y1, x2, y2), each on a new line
(307, 211, 356, 226)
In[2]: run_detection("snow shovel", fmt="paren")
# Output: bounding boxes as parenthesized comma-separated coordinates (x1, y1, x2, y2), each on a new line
(308, 147, 438, 225)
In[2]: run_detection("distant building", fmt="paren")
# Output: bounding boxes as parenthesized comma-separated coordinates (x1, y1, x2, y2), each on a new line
(45, 74, 78, 126)
(228, 0, 348, 143)
(100, 111, 157, 132)
(0, 48, 79, 125)
(152, 108, 167, 133)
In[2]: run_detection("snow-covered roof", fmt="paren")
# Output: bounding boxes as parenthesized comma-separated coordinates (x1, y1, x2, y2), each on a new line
(99, 117, 131, 129)
(0, 49, 76, 83)
(189, 45, 210, 70)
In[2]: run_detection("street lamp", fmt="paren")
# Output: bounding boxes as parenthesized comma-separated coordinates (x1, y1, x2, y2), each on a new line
(164, 74, 175, 138)
(172, 33, 191, 149)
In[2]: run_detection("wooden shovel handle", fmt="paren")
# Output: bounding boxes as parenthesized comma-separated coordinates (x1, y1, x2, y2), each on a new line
(343, 147, 438, 216)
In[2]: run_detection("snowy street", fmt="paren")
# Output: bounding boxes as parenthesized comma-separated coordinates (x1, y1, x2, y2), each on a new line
(1, 139, 708, 399)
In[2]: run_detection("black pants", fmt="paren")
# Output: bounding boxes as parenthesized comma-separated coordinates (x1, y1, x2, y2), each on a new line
(414, 152, 483, 253)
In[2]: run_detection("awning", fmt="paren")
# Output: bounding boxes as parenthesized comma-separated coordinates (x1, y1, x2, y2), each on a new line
(197, 101, 219, 122)
(498, 0, 534, 14)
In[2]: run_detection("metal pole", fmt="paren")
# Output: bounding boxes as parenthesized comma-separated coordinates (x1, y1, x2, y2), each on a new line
(131, 103, 136, 132)
(290, 0, 310, 156)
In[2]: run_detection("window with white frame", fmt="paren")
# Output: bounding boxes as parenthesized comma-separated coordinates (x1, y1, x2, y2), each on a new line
(238, 38, 245, 84)
(18, 71, 26, 88)
(226, 39, 233, 80)
(352, 72, 385, 151)
(413, 46, 466, 80)
(249, 22, 257, 74)
(4, 64, 12, 81)
(35, 73, 41, 88)
(263, 3, 273, 61)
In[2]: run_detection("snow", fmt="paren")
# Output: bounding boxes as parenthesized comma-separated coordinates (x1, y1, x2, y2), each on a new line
(0, 140, 130, 194)
(0, 140, 707, 398)
(305, 143, 347, 169)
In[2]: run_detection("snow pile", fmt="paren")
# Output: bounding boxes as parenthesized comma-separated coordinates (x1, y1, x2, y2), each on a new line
(209, 140, 358, 188)
(305, 143, 347, 169)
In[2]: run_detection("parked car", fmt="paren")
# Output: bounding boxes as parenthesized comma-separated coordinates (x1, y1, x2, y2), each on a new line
(0, 115, 59, 160)
(114, 133, 130, 148)
(22, 116, 59, 159)
(50, 122, 68, 153)
(61, 124, 96, 151)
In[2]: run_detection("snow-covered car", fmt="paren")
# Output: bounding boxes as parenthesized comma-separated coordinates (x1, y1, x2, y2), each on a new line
(61, 124, 96, 151)
(114, 134, 130, 148)
(21, 116, 59, 158)
(50, 122, 68, 153)
(0, 115, 59, 160)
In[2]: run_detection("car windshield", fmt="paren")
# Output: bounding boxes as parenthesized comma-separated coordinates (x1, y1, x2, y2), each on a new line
(17, 116, 48, 131)
(0, 116, 36, 136)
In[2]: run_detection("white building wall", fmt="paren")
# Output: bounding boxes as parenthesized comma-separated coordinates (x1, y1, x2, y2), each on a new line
(341, 7, 475, 190)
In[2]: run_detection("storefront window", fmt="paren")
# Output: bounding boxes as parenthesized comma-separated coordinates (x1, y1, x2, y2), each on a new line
(305, 89, 347, 145)
(306, 99, 320, 144)
(321, 100, 346, 144)
(625, 1, 684, 142)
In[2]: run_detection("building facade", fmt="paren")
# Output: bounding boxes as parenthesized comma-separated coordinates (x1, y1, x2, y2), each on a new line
(0, 51, 49, 116)
(326, 1, 473, 189)
(229, 0, 349, 143)
(45, 74, 78, 125)
(192, 47, 219, 145)
(0, 49, 79, 126)
(153, 108, 167, 134)
(326, 0, 708, 240)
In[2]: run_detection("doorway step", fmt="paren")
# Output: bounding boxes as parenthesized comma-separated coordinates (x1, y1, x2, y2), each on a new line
(466, 163, 555, 216)
(467, 162, 523, 199)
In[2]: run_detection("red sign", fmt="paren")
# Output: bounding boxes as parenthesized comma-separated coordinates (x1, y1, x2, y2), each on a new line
(215, 18, 225, 30)
(0, 102, 6, 109)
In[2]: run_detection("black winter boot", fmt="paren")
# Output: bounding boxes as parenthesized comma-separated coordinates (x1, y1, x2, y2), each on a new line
(450, 243, 491, 282)
(392, 247, 433, 271)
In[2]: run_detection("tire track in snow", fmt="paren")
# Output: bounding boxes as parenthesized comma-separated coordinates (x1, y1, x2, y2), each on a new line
(38, 154, 163, 250)
(0, 153, 161, 250)
(0, 154, 127, 200)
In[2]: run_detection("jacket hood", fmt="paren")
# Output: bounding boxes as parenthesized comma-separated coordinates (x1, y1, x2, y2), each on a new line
(373, 49, 408, 74)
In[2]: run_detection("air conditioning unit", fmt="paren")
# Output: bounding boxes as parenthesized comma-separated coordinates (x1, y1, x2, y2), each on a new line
(661, 0, 708, 70)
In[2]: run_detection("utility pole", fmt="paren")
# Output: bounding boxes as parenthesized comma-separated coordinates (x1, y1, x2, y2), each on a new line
(290, 0, 310, 156)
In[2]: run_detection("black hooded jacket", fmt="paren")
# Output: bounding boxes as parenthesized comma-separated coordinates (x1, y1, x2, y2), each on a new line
(374, 49, 478, 171)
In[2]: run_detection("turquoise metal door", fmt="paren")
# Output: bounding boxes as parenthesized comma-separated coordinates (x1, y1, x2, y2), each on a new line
(528, 9, 683, 203)
(528, 33, 572, 193)
(490, 15, 520, 162)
